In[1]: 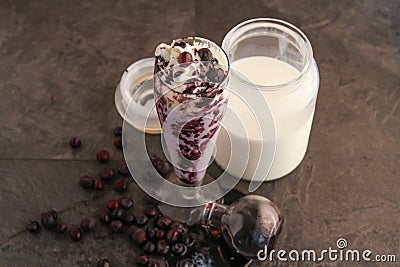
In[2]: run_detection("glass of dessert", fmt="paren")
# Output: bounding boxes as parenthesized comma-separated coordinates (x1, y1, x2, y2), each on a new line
(153, 37, 230, 188)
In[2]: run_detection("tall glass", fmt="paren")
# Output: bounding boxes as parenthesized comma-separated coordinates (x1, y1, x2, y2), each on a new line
(153, 37, 230, 187)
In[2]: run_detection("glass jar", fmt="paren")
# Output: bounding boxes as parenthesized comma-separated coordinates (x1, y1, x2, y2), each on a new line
(215, 18, 320, 181)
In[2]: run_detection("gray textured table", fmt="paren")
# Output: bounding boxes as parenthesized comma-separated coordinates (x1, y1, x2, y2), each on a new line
(0, 0, 399, 266)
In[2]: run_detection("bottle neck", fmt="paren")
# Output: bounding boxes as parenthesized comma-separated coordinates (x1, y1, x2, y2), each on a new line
(201, 202, 228, 237)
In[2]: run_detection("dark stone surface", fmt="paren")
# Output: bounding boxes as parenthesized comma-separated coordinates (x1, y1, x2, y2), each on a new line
(0, 0, 399, 266)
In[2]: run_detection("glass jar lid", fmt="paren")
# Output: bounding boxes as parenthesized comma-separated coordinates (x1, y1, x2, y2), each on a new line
(115, 57, 161, 134)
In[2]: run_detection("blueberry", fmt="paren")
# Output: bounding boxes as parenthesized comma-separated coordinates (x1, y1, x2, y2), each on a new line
(107, 199, 119, 210)
(172, 243, 187, 256)
(26, 220, 40, 234)
(145, 207, 157, 218)
(136, 215, 149, 226)
(120, 197, 133, 209)
(114, 126, 122, 136)
(93, 179, 104, 190)
(79, 175, 94, 189)
(111, 208, 125, 220)
(114, 179, 128, 192)
(166, 229, 180, 245)
(131, 228, 147, 245)
(41, 210, 58, 229)
(146, 227, 156, 240)
(154, 229, 166, 240)
(80, 217, 96, 232)
(101, 168, 115, 181)
(171, 222, 187, 234)
(70, 227, 82, 241)
(100, 212, 112, 224)
(136, 255, 149, 265)
(116, 161, 129, 176)
(181, 233, 195, 247)
(96, 150, 110, 162)
(122, 213, 135, 226)
(156, 216, 172, 229)
(57, 222, 68, 234)
(156, 240, 170, 256)
(69, 137, 82, 148)
(110, 220, 123, 233)
(143, 241, 156, 255)
(113, 137, 122, 149)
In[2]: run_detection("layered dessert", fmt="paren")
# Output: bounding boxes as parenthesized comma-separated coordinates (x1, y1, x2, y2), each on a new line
(153, 37, 229, 185)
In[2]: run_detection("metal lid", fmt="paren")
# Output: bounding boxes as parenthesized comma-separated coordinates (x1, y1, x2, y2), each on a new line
(115, 57, 161, 134)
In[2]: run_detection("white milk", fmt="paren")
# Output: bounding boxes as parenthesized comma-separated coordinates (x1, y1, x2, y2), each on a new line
(215, 56, 319, 181)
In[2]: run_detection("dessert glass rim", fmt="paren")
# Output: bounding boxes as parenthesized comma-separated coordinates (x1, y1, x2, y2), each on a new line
(222, 17, 313, 91)
(154, 36, 231, 97)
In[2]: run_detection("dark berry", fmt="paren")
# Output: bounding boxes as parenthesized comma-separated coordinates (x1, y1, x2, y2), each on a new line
(114, 179, 128, 192)
(79, 175, 94, 189)
(96, 150, 110, 162)
(110, 220, 123, 233)
(113, 137, 122, 149)
(114, 126, 122, 136)
(172, 243, 187, 256)
(136, 255, 149, 265)
(128, 225, 139, 235)
(154, 229, 166, 240)
(156, 240, 170, 256)
(178, 51, 193, 64)
(181, 233, 195, 247)
(143, 241, 156, 254)
(100, 212, 112, 224)
(171, 222, 187, 234)
(93, 179, 104, 190)
(166, 229, 180, 245)
(120, 197, 133, 209)
(131, 228, 147, 245)
(107, 199, 119, 210)
(146, 227, 156, 240)
(98, 259, 110, 267)
(145, 207, 157, 218)
(136, 215, 148, 226)
(156, 216, 172, 229)
(26, 220, 40, 233)
(176, 259, 194, 267)
(111, 208, 125, 220)
(197, 48, 213, 62)
(123, 213, 135, 226)
(57, 222, 68, 234)
(80, 217, 96, 232)
(69, 137, 82, 148)
(70, 227, 82, 241)
(116, 161, 129, 176)
(101, 168, 115, 181)
(150, 155, 171, 176)
(41, 210, 58, 229)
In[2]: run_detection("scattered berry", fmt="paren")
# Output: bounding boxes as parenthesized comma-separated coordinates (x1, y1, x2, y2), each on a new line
(136, 215, 149, 226)
(120, 197, 133, 209)
(146, 227, 156, 240)
(128, 225, 139, 235)
(80, 217, 96, 232)
(172, 243, 187, 256)
(145, 207, 157, 218)
(114, 179, 128, 192)
(111, 208, 125, 220)
(110, 220, 123, 233)
(69, 137, 82, 148)
(107, 199, 119, 210)
(156, 216, 172, 229)
(96, 150, 110, 162)
(114, 126, 122, 137)
(171, 222, 187, 234)
(123, 213, 135, 226)
(57, 222, 68, 234)
(143, 241, 156, 254)
(181, 233, 196, 247)
(101, 168, 115, 181)
(136, 255, 149, 265)
(166, 229, 180, 245)
(100, 212, 112, 224)
(113, 137, 122, 149)
(150, 155, 171, 176)
(41, 210, 58, 229)
(26, 220, 40, 233)
(70, 227, 82, 241)
(156, 240, 170, 256)
(116, 161, 129, 176)
(79, 175, 95, 189)
(154, 229, 166, 240)
(131, 228, 147, 245)
(98, 259, 110, 267)
(93, 179, 104, 190)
